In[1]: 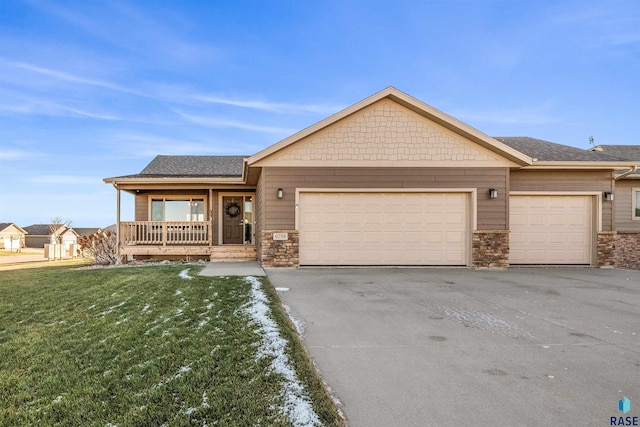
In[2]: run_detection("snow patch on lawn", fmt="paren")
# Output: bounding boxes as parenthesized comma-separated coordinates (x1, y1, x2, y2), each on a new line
(283, 304, 305, 336)
(155, 365, 191, 388)
(141, 304, 150, 314)
(244, 276, 321, 427)
(179, 269, 192, 280)
(99, 299, 130, 317)
(196, 317, 210, 330)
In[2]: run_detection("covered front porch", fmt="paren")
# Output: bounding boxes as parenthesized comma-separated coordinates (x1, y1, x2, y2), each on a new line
(104, 154, 261, 262)
(115, 189, 257, 261)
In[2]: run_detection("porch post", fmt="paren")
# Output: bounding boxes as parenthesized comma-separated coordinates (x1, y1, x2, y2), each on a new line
(209, 188, 213, 246)
(116, 185, 121, 248)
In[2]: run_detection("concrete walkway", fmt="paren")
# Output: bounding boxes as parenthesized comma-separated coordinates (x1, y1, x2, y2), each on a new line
(199, 261, 265, 277)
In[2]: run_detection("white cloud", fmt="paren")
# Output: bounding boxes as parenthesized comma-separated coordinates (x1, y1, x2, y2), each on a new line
(192, 94, 344, 115)
(7, 60, 144, 96)
(553, 2, 640, 47)
(176, 111, 296, 135)
(0, 149, 33, 159)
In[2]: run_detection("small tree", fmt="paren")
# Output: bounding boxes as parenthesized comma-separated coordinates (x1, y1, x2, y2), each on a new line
(78, 230, 121, 265)
(48, 216, 73, 260)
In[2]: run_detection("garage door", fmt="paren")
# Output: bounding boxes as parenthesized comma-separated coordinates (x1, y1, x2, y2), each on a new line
(510, 195, 593, 264)
(298, 192, 469, 265)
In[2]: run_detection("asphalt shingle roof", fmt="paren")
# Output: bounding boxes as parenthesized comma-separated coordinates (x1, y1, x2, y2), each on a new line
(493, 137, 626, 162)
(109, 155, 248, 179)
(23, 224, 64, 236)
(590, 145, 640, 161)
(0, 223, 13, 232)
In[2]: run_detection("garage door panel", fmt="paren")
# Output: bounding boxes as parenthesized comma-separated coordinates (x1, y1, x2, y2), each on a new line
(299, 192, 469, 265)
(509, 195, 592, 264)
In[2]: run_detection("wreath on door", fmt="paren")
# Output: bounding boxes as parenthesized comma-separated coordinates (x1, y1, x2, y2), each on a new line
(224, 202, 242, 218)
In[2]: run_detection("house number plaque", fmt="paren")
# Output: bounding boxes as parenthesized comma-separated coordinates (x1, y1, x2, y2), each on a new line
(273, 233, 288, 241)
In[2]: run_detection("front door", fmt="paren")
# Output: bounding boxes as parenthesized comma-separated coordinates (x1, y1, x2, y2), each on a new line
(222, 196, 244, 244)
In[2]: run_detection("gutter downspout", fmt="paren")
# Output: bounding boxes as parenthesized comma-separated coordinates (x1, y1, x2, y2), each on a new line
(614, 165, 639, 180)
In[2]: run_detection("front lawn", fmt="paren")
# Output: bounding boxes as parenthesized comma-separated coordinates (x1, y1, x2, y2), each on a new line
(0, 265, 342, 426)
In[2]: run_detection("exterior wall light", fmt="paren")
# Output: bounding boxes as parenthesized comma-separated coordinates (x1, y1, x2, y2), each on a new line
(604, 192, 614, 202)
(277, 188, 284, 199)
(488, 188, 498, 199)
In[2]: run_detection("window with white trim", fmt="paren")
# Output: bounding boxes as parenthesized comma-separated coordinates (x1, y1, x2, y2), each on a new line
(634, 188, 640, 220)
(150, 198, 205, 221)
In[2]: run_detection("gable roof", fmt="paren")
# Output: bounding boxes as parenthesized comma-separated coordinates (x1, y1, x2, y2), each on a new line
(74, 227, 102, 237)
(0, 223, 27, 234)
(248, 87, 533, 167)
(22, 224, 76, 236)
(494, 137, 626, 162)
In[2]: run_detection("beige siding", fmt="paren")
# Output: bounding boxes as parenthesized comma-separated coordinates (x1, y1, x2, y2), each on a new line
(614, 180, 640, 232)
(135, 194, 148, 221)
(510, 170, 614, 231)
(262, 167, 508, 231)
(254, 99, 516, 168)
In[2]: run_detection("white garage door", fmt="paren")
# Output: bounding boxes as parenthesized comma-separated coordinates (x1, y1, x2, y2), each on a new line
(298, 192, 469, 266)
(510, 195, 593, 264)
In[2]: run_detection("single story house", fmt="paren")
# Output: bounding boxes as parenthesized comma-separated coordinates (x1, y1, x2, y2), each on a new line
(104, 87, 640, 268)
(0, 223, 28, 251)
(23, 224, 79, 249)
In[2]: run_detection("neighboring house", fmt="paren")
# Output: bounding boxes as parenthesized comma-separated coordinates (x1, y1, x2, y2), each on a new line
(589, 145, 640, 269)
(104, 87, 640, 268)
(23, 224, 79, 249)
(0, 223, 27, 251)
(74, 228, 103, 238)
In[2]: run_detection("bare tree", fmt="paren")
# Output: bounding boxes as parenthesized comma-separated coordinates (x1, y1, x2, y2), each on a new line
(48, 216, 73, 261)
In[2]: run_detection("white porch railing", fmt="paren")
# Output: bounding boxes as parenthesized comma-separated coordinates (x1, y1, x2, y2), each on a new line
(120, 221, 210, 245)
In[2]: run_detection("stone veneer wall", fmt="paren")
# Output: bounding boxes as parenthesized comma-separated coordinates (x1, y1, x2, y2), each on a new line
(260, 230, 299, 267)
(614, 233, 640, 270)
(597, 231, 616, 267)
(472, 231, 509, 269)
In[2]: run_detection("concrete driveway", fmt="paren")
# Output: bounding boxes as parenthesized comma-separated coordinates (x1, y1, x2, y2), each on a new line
(267, 268, 640, 427)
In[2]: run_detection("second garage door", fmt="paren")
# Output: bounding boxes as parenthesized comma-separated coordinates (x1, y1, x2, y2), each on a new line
(298, 192, 470, 266)
(509, 195, 593, 264)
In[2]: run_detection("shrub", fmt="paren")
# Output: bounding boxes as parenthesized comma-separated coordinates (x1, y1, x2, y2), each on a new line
(78, 230, 121, 265)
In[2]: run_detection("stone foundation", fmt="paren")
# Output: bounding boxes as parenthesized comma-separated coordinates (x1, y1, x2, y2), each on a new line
(260, 230, 299, 267)
(614, 233, 640, 270)
(597, 231, 616, 267)
(472, 230, 509, 269)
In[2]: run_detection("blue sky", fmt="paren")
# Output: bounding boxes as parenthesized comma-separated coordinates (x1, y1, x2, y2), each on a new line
(1, 0, 638, 227)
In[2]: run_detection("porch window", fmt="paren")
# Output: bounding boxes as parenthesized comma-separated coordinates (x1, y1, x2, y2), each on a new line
(151, 198, 205, 221)
(634, 189, 640, 219)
